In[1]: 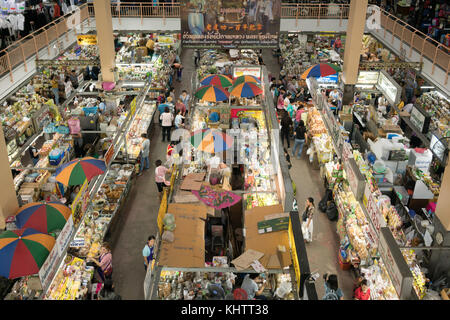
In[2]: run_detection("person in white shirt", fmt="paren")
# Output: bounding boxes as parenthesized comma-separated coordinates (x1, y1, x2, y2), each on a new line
(174, 110, 184, 129)
(139, 133, 150, 175)
(160, 107, 174, 142)
(403, 102, 414, 114)
(26, 81, 35, 95)
(329, 89, 340, 101)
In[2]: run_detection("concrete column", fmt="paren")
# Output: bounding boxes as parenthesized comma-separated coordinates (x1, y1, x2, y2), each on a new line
(342, 0, 368, 86)
(93, 0, 116, 83)
(0, 124, 19, 228)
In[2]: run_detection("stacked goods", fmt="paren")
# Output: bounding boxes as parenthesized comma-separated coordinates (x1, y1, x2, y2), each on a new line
(307, 108, 327, 136)
(45, 256, 94, 300)
(416, 92, 449, 138)
(401, 249, 427, 299)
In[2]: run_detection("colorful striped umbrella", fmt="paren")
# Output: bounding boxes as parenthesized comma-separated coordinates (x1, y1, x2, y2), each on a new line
(300, 63, 341, 79)
(233, 75, 261, 86)
(191, 129, 233, 153)
(229, 82, 263, 98)
(0, 228, 55, 279)
(200, 74, 233, 87)
(194, 85, 230, 102)
(55, 157, 106, 186)
(15, 202, 72, 234)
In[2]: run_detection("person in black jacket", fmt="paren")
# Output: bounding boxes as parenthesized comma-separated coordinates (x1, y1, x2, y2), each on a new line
(280, 110, 293, 148)
(292, 120, 307, 159)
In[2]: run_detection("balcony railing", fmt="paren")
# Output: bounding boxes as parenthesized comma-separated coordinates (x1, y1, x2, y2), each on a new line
(0, 2, 448, 86)
(0, 4, 90, 81)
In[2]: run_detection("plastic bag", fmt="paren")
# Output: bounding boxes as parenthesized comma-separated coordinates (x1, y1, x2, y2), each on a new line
(163, 213, 176, 231)
(162, 231, 174, 243)
(275, 281, 292, 299)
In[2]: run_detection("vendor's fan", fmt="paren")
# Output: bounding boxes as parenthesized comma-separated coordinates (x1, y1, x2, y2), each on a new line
(233, 75, 261, 86)
(200, 74, 233, 87)
(300, 63, 341, 79)
(15, 202, 72, 234)
(0, 228, 55, 279)
(191, 129, 233, 153)
(194, 85, 230, 102)
(55, 157, 106, 186)
(229, 82, 263, 98)
(192, 185, 241, 210)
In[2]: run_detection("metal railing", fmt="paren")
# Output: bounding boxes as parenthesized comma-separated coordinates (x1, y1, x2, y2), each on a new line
(0, 4, 90, 81)
(378, 7, 449, 80)
(0, 3, 448, 86)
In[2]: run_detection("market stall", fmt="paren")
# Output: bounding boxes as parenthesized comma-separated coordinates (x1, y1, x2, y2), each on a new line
(143, 66, 310, 300)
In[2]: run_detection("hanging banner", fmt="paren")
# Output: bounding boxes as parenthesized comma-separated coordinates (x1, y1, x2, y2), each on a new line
(181, 0, 281, 48)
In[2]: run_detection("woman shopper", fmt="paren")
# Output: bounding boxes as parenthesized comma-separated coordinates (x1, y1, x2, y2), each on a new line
(280, 110, 293, 148)
(138, 133, 150, 176)
(160, 107, 174, 142)
(88, 242, 113, 283)
(155, 159, 170, 201)
(302, 197, 315, 243)
(292, 120, 307, 159)
(323, 274, 344, 300)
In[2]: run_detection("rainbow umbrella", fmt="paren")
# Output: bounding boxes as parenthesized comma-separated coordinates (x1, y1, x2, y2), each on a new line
(0, 228, 55, 279)
(15, 202, 72, 234)
(233, 75, 261, 86)
(55, 157, 106, 186)
(200, 74, 233, 87)
(194, 85, 230, 102)
(300, 63, 341, 79)
(191, 129, 233, 153)
(229, 82, 263, 98)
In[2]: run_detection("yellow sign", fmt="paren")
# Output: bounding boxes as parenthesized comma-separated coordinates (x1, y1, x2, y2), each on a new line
(157, 190, 168, 234)
(77, 35, 97, 46)
(157, 35, 175, 44)
(71, 180, 88, 227)
(130, 97, 137, 116)
(288, 218, 301, 291)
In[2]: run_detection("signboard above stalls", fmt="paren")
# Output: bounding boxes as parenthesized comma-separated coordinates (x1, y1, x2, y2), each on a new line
(180, 0, 281, 48)
(76, 35, 98, 46)
(232, 66, 262, 79)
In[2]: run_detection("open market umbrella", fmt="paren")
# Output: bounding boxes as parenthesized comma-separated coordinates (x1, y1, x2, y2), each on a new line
(200, 74, 233, 87)
(15, 202, 72, 234)
(190, 129, 233, 153)
(55, 157, 106, 186)
(192, 185, 241, 210)
(194, 85, 230, 102)
(229, 82, 263, 98)
(233, 75, 261, 86)
(300, 63, 341, 79)
(0, 228, 55, 279)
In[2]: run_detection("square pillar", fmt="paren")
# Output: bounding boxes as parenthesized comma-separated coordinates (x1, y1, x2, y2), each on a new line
(93, 0, 116, 83)
(342, 0, 368, 85)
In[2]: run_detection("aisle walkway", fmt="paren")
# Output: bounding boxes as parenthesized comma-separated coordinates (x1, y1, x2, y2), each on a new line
(111, 49, 195, 300)
(262, 49, 354, 299)
(112, 48, 353, 300)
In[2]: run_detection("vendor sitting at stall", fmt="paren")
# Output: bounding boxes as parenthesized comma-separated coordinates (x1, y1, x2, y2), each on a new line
(88, 242, 113, 283)
(241, 273, 267, 300)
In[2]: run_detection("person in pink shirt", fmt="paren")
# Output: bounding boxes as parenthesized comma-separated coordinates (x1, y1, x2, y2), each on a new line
(294, 104, 305, 130)
(88, 242, 113, 282)
(277, 93, 285, 110)
(155, 159, 171, 200)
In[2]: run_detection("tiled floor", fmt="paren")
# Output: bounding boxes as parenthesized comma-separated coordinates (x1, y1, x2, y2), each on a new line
(111, 49, 354, 300)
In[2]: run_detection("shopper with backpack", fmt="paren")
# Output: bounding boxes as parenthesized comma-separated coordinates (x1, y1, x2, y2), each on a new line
(322, 274, 344, 300)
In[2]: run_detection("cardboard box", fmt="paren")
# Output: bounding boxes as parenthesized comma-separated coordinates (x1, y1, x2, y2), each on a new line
(339, 112, 353, 122)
